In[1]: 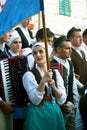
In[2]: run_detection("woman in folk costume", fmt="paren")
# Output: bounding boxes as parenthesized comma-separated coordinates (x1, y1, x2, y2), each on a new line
(7, 30, 34, 130)
(22, 42, 66, 130)
(8, 30, 34, 70)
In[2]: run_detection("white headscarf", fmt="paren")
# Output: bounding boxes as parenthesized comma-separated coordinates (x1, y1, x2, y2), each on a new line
(32, 42, 52, 56)
(32, 42, 45, 50)
(8, 30, 21, 46)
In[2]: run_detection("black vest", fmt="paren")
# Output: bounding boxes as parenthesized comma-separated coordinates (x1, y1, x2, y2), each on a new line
(31, 68, 57, 96)
(15, 27, 33, 48)
(50, 59, 74, 103)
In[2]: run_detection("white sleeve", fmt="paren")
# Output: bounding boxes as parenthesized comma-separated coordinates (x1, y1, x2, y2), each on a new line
(27, 55, 35, 70)
(22, 71, 45, 105)
(54, 70, 67, 105)
(75, 78, 83, 89)
(73, 75, 79, 108)
(0, 97, 2, 101)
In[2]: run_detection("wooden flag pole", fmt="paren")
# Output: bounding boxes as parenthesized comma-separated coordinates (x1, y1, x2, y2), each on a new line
(41, 11, 50, 70)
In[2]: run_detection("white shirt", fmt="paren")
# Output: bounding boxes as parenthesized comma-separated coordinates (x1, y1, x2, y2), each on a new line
(22, 48, 34, 70)
(22, 64, 66, 105)
(8, 50, 19, 56)
(81, 42, 87, 61)
(18, 24, 34, 46)
(48, 44, 53, 56)
(53, 56, 79, 108)
(0, 97, 2, 101)
(72, 46, 84, 59)
(0, 42, 5, 52)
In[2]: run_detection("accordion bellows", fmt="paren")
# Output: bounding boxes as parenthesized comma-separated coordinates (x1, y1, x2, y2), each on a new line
(0, 55, 29, 107)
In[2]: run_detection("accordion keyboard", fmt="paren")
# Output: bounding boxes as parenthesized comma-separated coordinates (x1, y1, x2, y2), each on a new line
(0, 59, 15, 102)
(0, 56, 29, 106)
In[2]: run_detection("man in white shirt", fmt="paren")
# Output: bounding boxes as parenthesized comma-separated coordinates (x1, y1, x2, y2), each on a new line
(35, 28, 55, 56)
(51, 36, 81, 130)
(67, 27, 87, 85)
(81, 29, 87, 61)
(15, 18, 34, 49)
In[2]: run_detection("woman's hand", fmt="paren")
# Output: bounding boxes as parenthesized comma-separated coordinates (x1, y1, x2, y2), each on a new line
(37, 69, 53, 93)
(41, 69, 53, 84)
(48, 79, 56, 89)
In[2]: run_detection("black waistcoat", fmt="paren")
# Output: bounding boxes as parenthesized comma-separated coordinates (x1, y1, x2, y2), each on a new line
(50, 59, 74, 103)
(31, 68, 57, 96)
(15, 27, 33, 48)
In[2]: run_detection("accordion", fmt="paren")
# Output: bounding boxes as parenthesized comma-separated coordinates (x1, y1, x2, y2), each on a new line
(0, 55, 29, 107)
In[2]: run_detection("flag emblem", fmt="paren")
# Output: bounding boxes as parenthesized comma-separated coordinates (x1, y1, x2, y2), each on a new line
(0, 0, 7, 13)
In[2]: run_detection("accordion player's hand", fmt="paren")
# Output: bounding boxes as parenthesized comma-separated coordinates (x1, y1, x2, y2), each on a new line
(0, 100, 14, 114)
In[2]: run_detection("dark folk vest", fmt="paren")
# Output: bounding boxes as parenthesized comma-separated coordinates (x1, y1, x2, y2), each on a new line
(0, 49, 8, 59)
(31, 68, 57, 97)
(15, 27, 33, 48)
(50, 59, 74, 103)
(0, 44, 10, 60)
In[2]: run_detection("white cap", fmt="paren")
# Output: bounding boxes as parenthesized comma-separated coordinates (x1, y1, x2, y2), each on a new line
(32, 42, 45, 50)
(32, 42, 52, 56)
(8, 30, 21, 46)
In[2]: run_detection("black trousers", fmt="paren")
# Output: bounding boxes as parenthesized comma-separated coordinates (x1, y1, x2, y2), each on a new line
(79, 94, 87, 130)
(13, 119, 25, 130)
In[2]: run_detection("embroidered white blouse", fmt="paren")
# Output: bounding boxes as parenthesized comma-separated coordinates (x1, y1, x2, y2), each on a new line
(22, 64, 66, 105)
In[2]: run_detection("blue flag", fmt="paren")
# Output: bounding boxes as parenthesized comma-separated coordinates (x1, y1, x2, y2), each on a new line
(0, 0, 44, 37)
